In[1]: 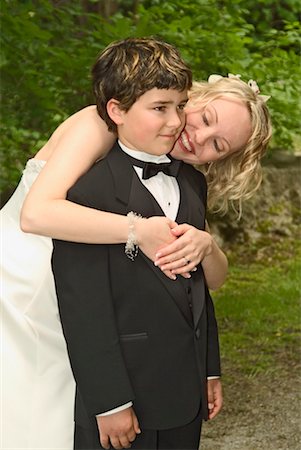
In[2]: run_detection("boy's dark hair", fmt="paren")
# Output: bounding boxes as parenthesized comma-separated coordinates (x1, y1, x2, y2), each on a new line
(91, 37, 192, 132)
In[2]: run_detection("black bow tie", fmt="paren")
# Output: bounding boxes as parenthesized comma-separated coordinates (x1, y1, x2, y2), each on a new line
(124, 154, 181, 180)
(142, 160, 181, 179)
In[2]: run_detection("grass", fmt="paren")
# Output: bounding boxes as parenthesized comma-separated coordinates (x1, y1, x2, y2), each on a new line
(212, 248, 301, 379)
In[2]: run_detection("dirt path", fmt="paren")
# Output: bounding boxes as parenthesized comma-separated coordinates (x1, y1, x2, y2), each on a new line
(201, 363, 301, 450)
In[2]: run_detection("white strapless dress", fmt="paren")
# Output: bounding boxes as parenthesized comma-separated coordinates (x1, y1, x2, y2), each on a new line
(1, 159, 75, 449)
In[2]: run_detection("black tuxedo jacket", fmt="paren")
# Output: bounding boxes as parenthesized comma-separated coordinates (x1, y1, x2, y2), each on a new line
(52, 143, 221, 431)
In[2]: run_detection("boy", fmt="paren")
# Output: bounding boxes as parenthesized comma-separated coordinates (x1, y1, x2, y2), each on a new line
(52, 37, 221, 449)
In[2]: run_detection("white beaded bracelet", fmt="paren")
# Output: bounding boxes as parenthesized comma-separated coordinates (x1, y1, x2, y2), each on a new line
(125, 211, 142, 261)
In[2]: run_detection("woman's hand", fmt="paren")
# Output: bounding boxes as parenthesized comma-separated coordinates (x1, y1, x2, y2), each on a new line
(136, 219, 227, 287)
(135, 217, 179, 280)
(154, 223, 228, 289)
(154, 224, 214, 275)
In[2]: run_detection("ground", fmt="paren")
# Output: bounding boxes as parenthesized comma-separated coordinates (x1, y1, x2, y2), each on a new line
(201, 359, 301, 449)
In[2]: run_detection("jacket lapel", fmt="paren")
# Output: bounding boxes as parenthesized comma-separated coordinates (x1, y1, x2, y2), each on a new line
(176, 167, 207, 328)
(176, 168, 205, 229)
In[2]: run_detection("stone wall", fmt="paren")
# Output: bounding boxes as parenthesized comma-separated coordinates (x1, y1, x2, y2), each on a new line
(209, 166, 301, 248)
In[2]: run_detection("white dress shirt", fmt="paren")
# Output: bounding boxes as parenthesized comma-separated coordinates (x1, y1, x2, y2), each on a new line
(119, 141, 180, 220)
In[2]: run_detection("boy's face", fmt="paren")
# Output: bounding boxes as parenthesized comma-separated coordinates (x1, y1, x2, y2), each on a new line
(115, 88, 188, 156)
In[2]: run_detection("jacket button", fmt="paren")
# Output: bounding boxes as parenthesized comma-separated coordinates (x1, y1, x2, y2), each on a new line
(195, 329, 200, 339)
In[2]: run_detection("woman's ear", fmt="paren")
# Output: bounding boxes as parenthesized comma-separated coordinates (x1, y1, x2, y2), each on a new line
(107, 99, 124, 125)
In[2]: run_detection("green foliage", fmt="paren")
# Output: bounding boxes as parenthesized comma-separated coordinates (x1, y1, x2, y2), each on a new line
(214, 254, 301, 376)
(133, 0, 301, 151)
(1, 0, 300, 191)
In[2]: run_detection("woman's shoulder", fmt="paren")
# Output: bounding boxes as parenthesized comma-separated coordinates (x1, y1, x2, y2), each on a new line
(34, 106, 104, 161)
(68, 104, 98, 120)
(55, 105, 100, 135)
(50, 105, 101, 142)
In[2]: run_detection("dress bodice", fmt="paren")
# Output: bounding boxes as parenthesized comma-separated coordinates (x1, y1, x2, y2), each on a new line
(21, 158, 46, 189)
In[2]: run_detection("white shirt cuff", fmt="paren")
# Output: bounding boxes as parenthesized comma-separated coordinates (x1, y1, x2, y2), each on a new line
(96, 402, 133, 417)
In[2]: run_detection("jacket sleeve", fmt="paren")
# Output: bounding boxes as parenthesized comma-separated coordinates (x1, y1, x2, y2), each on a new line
(52, 186, 134, 418)
(206, 287, 221, 377)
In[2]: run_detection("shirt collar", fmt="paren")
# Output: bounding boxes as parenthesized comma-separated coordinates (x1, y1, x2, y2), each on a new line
(118, 140, 171, 164)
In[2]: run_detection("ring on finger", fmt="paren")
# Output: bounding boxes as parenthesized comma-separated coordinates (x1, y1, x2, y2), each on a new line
(183, 256, 191, 265)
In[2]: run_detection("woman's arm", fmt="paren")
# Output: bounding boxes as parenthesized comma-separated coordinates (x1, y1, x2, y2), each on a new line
(20, 106, 185, 278)
(200, 233, 228, 290)
(21, 107, 178, 250)
(21, 105, 120, 241)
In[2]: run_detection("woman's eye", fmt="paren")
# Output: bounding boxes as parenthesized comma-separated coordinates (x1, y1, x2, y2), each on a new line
(214, 140, 223, 153)
(202, 114, 209, 126)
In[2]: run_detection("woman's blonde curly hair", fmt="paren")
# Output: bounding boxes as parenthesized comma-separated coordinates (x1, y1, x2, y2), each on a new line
(187, 77, 272, 217)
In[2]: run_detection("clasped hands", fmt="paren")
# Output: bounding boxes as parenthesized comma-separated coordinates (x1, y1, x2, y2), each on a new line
(136, 217, 214, 280)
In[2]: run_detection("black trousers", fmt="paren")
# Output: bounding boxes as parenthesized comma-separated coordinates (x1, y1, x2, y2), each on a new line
(75, 411, 202, 450)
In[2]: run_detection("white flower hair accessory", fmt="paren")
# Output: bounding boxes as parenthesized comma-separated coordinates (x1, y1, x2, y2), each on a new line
(208, 73, 270, 102)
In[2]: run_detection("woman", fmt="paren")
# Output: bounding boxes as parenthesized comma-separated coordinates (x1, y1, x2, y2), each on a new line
(1, 75, 271, 449)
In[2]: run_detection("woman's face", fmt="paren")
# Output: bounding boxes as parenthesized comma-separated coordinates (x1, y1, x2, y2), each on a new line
(171, 98, 252, 164)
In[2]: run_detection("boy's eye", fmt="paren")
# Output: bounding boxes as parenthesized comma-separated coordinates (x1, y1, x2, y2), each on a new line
(177, 103, 186, 111)
(154, 106, 166, 111)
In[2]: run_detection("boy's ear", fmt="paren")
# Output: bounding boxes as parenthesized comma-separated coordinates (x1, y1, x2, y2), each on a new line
(107, 99, 124, 125)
